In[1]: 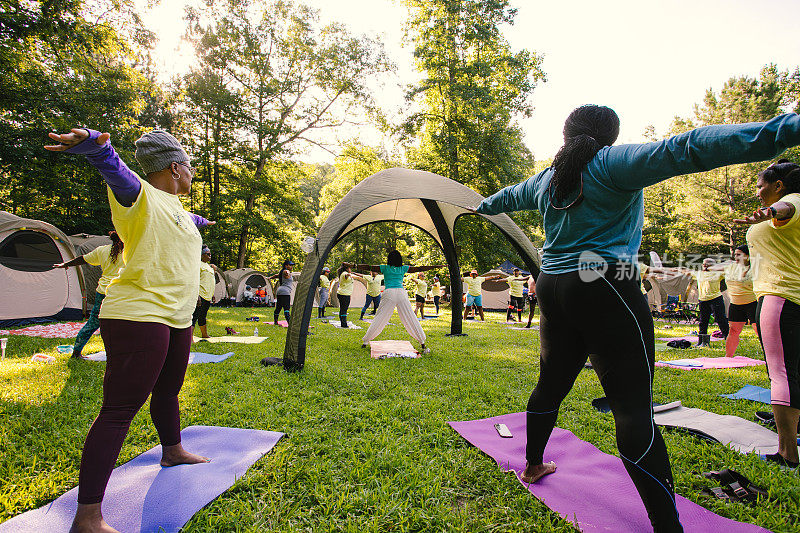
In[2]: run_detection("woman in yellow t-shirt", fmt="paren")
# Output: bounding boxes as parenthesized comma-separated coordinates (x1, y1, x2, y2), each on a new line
(46, 127, 214, 532)
(53, 231, 124, 358)
(707, 245, 758, 357)
(336, 264, 364, 328)
(736, 158, 800, 468)
(412, 272, 429, 318)
(192, 245, 215, 339)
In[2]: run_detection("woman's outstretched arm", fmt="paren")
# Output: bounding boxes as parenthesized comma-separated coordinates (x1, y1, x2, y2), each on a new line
(408, 264, 445, 273)
(46, 128, 141, 207)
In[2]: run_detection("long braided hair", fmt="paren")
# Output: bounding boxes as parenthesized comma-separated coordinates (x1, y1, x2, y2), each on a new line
(108, 231, 123, 263)
(549, 105, 620, 209)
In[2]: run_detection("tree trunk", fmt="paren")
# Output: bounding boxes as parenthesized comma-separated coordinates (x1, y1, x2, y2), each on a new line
(236, 193, 256, 268)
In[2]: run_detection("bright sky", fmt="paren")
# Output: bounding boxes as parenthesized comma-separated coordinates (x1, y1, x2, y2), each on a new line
(137, 0, 800, 163)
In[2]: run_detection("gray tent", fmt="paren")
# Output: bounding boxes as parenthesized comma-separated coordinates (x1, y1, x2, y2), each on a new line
(223, 268, 273, 302)
(210, 264, 227, 303)
(69, 233, 112, 309)
(278, 168, 541, 370)
(0, 211, 84, 326)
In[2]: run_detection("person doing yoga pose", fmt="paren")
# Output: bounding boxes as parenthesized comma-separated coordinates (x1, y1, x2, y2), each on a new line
(431, 276, 442, 315)
(336, 264, 364, 328)
(359, 269, 383, 320)
(412, 272, 428, 319)
(53, 231, 124, 358)
(736, 159, 800, 468)
(192, 245, 215, 338)
(524, 273, 537, 328)
(700, 246, 759, 356)
(270, 260, 295, 324)
(461, 270, 503, 321)
(318, 266, 331, 318)
(350, 251, 442, 354)
(500, 268, 530, 322)
(476, 105, 800, 532)
(46, 128, 215, 533)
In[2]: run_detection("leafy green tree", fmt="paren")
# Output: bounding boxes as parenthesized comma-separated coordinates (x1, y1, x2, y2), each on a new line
(666, 65, 800, 255)
(0, 0, 165, 234)
(185, 0, 392, 267)
(402, 0, 545, 272)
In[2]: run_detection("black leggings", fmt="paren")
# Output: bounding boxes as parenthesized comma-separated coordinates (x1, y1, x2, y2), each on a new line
(275, 294, 291, 323)
(433, 295, 440, 314)
(529, 267, 682, 533)
(698, 296, 729, 337)
(507, 295, 524, 321)
(192, 298, 211, 327)
(337, 294, 351, 328)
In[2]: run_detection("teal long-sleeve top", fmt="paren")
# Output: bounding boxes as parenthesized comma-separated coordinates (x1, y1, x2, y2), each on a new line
(476, 113, 800, 274)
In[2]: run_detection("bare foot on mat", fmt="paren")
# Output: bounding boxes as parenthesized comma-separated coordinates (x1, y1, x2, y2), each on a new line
(520, 461, 557, 483)
(160, 443, 210, 467)
(70, 503, 120, 533)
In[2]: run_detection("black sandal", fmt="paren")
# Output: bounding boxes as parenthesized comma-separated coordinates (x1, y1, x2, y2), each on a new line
(703, 469, 768, 502)
(702, 486, 735, 502)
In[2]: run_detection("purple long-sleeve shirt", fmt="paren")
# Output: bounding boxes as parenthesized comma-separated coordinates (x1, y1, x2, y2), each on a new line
(64, 129, 210, 228)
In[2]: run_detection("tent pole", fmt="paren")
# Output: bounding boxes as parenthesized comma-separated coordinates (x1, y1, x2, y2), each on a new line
(421, 200, 465, 336)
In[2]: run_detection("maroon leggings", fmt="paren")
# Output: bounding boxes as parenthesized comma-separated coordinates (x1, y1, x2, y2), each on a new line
(77, 319, 192, 504)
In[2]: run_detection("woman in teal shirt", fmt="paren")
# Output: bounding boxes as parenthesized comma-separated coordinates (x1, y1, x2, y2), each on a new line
(477, 105, 800, 532)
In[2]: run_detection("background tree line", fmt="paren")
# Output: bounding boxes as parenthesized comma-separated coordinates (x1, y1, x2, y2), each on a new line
(1, 0, 798, 278)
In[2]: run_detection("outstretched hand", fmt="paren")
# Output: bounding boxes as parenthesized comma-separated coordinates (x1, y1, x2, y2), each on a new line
(45, 128, 110, 151)
(464, 205, 479, 214)
(52, 262, 68, 269)
(734, 207, 772, 226)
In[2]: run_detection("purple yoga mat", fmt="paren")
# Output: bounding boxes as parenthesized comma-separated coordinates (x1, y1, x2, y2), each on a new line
(448, 412, 770, 533)
(0, 426, 283, 533)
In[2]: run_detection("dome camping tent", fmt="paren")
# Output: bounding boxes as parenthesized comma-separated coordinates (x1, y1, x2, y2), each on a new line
(329, 274, 368, 309)
(463, 269, 514, 312)
(0, 211, 84, 326)
(223, 268, 273, 303)
(69, 233, 112, 310)
(210, 265, 227, 303)
(275, 168, 541, 370)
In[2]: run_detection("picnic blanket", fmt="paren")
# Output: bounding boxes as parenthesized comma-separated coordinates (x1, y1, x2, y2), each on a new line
(655, 356, 764, 370)
(0, 322, 98, 339)
(369, 340, 420, 359)
(448, 412, 770, 533)
(721, 385, 771, 404)
(0, 426, 283, 533)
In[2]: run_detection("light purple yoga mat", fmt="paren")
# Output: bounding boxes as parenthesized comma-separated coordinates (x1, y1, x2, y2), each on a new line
(448, 412, 770, 533)
(0, 425, 283, 533)
(655, 356, 765, 370)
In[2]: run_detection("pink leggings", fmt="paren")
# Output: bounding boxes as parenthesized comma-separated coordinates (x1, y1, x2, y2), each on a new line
(757, 296, 800, 408)
(77, 319, 192, 504)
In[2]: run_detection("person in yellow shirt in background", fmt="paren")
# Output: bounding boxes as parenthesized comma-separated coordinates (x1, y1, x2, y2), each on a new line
(461, 269, 504, 321)
(53, 231, 124, 358)
(431, 276, 442, 315)
(690, 258, 729, 346)
(704, 245, 759, 357)
(46, 127, 214, 533)
(736, 158, 800, 468)
(412, 272, 428, 319)
(499, 268, 531, 322)
(318, 266, 331, 318)
(192, 245, 215, 339)
(359, 269, 384, 320)
(336, 264, 365, 328)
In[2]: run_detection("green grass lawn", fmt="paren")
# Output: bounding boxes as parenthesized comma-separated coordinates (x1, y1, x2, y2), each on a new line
(1, 307, 798, 532)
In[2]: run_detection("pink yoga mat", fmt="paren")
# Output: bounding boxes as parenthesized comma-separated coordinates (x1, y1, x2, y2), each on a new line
(0, 322, 99, 339)
(655, 356, 765, 370)
(448, 412, 770, 533)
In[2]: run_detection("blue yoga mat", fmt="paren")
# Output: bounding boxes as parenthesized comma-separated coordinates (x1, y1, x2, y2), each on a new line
(0, 426, 283, 533)
(721, 385, 771, 404)
(189, 351, 234, 364)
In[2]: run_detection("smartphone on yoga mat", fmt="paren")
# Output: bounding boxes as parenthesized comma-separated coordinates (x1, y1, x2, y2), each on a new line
(494, 423, 513, 438)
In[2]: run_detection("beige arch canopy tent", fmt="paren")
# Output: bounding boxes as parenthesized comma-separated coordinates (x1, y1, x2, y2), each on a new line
(223, 268, 273, 303)
(0, 212, 84, 326)
(277, 168, 541, 371)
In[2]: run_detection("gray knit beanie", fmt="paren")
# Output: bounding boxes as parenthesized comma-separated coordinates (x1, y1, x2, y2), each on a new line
(134, 130, 190, 175)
